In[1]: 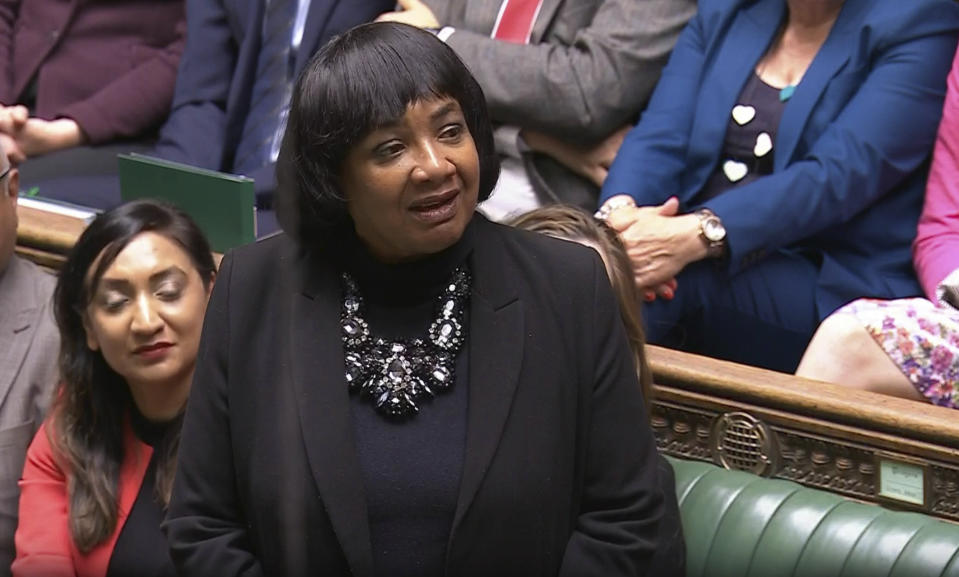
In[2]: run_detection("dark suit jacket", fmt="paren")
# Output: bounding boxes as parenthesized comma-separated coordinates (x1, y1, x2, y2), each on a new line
(0, 0, 184, 144)
(602, 0, 959, 318)
(164, 216, 670, 577)
(154, 0, 393, 199)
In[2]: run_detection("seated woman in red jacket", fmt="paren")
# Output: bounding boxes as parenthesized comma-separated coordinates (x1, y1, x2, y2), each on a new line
(12, 200, 214, 577)
(0, 0, 184, 199)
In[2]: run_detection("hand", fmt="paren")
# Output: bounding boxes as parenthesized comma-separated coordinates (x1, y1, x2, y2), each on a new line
(941, 284, 959, 310)
(0, 133, 26, 165)
(643, 278, 678, 303)
(0, 105, 28, 135)
(11, 118, 85, 157)
(606, 197, 707, 291)
(375, 0, 439, 29)
(522, 125, 632, 187)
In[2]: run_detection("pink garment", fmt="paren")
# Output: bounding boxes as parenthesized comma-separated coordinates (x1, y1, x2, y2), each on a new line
(915, 48, 959, 300)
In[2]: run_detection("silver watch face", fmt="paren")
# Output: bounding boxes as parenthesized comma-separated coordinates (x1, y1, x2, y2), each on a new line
(703, 217, 726, 242)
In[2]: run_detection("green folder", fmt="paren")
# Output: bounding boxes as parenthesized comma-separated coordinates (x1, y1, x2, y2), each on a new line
(118, 153, 256, 253)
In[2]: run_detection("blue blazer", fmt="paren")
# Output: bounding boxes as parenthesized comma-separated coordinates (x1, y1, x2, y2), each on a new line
(153, 0, 393, 197)
(602, 0, 959, 318)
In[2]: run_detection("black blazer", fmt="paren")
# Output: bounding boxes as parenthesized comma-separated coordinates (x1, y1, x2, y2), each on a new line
(164, 216, 669, 576)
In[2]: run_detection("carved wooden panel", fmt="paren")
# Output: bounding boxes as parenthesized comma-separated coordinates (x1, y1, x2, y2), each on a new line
(651, 396, 959, 522)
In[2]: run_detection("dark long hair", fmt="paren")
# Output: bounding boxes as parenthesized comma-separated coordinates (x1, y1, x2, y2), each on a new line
(276, 22, 500, 246)
(509, 206, 653, 411)
(51, 200, 216, 552)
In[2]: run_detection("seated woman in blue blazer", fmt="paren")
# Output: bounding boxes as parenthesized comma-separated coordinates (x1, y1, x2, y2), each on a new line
(597, 0, 959, 372)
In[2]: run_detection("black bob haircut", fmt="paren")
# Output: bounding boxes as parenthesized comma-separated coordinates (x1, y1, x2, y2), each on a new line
(276, 22, 500, 246)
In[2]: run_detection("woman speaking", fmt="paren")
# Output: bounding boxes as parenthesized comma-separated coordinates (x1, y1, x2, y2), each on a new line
(163, 22, 676, 577)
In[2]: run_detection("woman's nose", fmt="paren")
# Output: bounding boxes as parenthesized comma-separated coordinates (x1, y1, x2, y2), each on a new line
(411, 142, 455, 182)
(131, 295, 163, 334)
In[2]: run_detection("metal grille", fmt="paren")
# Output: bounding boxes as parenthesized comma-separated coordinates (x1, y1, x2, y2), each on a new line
(713, 412, 774, 476)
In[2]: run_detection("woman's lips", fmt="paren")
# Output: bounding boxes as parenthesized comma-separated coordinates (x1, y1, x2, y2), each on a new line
(134, 342, 173, 361)
(410, 190, 459, 224)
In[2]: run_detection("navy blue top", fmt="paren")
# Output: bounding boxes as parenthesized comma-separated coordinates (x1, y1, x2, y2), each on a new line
(341, 224, 473, 577)
(697, 73, 788, 204)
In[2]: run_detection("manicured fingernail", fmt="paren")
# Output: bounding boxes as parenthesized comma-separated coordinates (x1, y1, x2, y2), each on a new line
(662, 289, 674, 300)
(644, 292, 655, 302)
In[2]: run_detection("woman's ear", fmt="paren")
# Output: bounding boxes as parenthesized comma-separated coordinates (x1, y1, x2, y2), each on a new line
(205, 271, 217, 299)
(82, 313, 100, 351)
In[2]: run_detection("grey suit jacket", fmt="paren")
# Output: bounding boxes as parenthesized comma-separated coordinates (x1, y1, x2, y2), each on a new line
(426, 0, 696, 207)
(0, 256, 58, 577)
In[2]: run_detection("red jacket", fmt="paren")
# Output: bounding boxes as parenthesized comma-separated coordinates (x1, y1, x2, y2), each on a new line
(0, 0, 185, 144)
(12, 420, 153, 577)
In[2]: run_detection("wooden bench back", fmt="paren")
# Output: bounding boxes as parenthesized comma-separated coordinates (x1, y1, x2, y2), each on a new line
(649, 345, 959, 522)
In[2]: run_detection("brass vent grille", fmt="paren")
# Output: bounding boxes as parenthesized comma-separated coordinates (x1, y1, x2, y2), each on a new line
(712, 412, 775, 476)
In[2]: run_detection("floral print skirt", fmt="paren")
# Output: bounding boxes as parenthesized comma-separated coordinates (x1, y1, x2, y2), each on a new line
(839, 298, 959, 409)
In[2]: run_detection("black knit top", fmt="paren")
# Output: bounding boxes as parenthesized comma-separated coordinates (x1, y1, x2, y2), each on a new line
(106, 407, 177, 577)
(338, 222, 474, 577)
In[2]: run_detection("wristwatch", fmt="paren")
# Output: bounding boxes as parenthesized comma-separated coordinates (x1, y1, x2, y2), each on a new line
(696, 209, 727, 258)
(594, 196, 636, 221)
(425, 26, 456, 42)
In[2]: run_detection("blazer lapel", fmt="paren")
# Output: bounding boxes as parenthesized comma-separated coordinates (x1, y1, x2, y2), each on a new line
(0, 259, 40, 409)
(462, 0, 502, 33)
(530, 0, 564, 43)
(449, 218, 525, 536)
(774, 0, 863, 169)
(288, 252, 374, 577)
(683, 1, 784, 200)
(294, 0, 342, 73)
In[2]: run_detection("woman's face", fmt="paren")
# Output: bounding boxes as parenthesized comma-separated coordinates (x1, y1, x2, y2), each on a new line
(341, 96, 480, 262)
(83, 232, 213, 395)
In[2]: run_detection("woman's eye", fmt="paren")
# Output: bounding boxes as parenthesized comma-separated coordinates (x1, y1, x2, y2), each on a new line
(373, 141, 405, 159)
(102, 295, 128, 312)
(156, 282, 183, 301)
(440, 123, 464, 141)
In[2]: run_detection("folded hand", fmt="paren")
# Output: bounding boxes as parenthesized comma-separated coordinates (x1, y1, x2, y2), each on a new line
(10, 118, 85, 158)
(605, 197, 706, 294)
(0, 105, 28, 135)
(375, 0, 439, 29)
(523, 125, 632, 187)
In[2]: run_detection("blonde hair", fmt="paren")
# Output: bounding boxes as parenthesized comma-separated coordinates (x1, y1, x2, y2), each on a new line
(509, 205, 653, 412)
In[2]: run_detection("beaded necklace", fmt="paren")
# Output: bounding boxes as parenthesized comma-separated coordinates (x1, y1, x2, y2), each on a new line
(340, 266, 471, 418)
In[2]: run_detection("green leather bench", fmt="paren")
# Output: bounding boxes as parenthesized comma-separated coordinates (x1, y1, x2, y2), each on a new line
(672, 458, 959, 577)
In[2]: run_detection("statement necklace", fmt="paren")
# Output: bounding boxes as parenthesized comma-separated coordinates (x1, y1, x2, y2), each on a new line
(340, 266, 471, 418)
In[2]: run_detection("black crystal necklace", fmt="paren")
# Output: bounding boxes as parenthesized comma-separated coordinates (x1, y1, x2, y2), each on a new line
(340, 266, 471, 418)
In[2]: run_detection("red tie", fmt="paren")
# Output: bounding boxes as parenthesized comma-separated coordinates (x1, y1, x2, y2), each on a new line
(491, 0, 544, 44)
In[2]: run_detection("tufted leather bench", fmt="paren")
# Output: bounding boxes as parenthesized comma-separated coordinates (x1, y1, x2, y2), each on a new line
(672, 457, 959, 577)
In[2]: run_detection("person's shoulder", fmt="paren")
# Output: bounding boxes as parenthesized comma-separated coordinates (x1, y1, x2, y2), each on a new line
(5, 256, 56, 301)
(229, 231, 293, 259)
(22, 418, 66, 478)
(855, 0, 959, 37)
(20, 257, 56, 295)
(477, 217, 603, 280)
(864, 0, 958, 18)
(693, 0, 756, 19)
(222, 233, 297, 275)
(208, 234, 298, 307)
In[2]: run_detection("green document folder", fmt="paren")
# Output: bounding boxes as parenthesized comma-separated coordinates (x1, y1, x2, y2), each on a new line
(118, 153, 256, 253)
